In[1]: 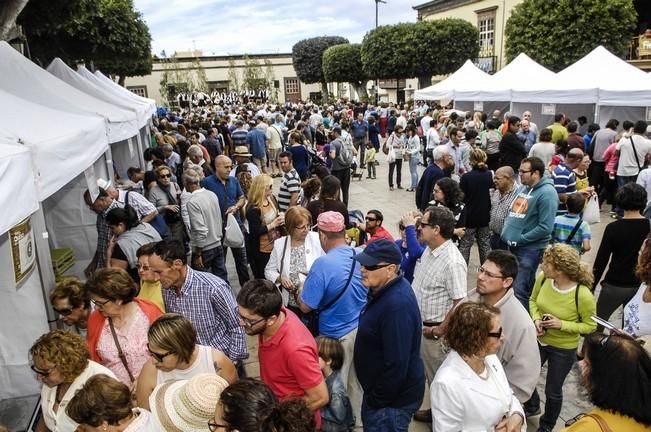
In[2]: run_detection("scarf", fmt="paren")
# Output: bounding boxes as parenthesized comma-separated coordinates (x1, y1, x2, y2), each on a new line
(157, 181, 177, 204)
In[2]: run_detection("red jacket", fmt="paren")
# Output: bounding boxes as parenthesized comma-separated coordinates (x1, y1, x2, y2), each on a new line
(86, 297, 163, 363)
(366, 226, 395, 245)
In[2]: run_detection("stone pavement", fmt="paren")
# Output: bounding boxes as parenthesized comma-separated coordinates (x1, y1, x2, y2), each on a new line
(224, 159, 614, 432)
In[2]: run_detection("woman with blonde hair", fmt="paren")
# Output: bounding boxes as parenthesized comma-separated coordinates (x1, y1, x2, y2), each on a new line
(473, 111, 484, 131)
(67, 374, 157, 431)
(458, 148, 492, 264)
(136, 314, 237, 410)
(527, 243, 597, 431)
(246, 174, 285, 278)
(30, 330, 116, 432)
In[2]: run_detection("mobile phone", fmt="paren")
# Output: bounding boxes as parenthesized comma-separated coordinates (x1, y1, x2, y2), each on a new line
(542, 315, 551, 321)
(590, 315, 633, 337)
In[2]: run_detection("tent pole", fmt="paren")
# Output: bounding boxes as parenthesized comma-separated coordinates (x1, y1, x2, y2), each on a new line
(31, 205, 58, 330)
(105, 147, 115, 184)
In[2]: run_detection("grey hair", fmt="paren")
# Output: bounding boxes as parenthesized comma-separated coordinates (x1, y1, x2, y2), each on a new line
(182, 169, 201, 186)
(431, 145, 450, 162)
(162, 143, 174, 151)
(187, 145, 203, 158)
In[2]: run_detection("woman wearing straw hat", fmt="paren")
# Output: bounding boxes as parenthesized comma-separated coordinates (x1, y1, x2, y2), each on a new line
(150, 373, 230, 432)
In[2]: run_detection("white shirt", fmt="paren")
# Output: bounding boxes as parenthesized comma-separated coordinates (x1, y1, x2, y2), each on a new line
(124, 409, 159, 432)
(230, 162, 260, 178)
(426, 127, 441, 150)
(616, 134, 651, 177)
(396, 115, 408, 130)
(637, 167, 651, 204)
(420, 115, 433, 135)
(431, 352, 524, 432)
(41, 361, 115, 432)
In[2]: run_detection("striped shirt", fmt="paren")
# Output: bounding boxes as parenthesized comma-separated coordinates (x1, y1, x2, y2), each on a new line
(118, 190, 156, 221)
(278, 168, 301, 212)
(489, 187, 517, 236)
(412, 240, 467, 322)
(552, 213, 591, 253)
(162, 267, 248, 361)
(231, 128, 248, 147)
(552, 163, 576, 214)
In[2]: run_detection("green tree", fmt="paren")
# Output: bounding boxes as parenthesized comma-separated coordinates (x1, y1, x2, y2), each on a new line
(361, 20, 478, 88)
(242, 55, 266, 90)
(505, 0, 636, 71)
(227, 59, 241, 92)
(322, 43, 368, 99)
(263, 59, 278, 102)
(292, 36, 348, 99)
(18, 0, 152, 84)
(0, 0, 30, 41)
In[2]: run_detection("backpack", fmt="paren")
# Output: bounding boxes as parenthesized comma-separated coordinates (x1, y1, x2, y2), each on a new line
(337, 137, 353, 166)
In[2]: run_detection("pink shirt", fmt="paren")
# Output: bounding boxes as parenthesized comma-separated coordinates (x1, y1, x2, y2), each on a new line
(97, 306, 151, 386)
(603, 143, 619, 175)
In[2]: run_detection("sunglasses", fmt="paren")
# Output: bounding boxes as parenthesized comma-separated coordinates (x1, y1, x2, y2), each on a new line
(147, 344, 175, 362)
(363, 263, 393, 271)
(159, 173, 172, 178)
(53, 307, 74, 317)
(365, 217, 377, 222)
(30, 364, 55, 377)
(208, 420, 229, 431)
(488, 327, 503, 339)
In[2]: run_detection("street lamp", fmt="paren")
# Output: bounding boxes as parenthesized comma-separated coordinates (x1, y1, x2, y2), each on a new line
(374, 0, 386, 105)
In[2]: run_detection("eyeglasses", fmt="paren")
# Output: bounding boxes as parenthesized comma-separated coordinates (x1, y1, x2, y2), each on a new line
(365, 217, 377, 222)
(518, 169, 531, 175)
(477, 266, 506, 279)
(90, 298, 112, 308)
(208, 420, 230, 431)
(487, 327, 503, 338)
(239, 314, 267, 328)
(599, 335, 609, 347)
(30, 364, 55, 377)
(53, 307, 74, 316)
(362, 263, 393, 272)
(159, 173, 172, 178)
(147, 344, 175, 362)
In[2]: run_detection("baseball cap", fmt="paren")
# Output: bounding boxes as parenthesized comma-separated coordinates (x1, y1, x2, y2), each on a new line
(317, 211, 345, 232)
(354, 238, 402, 267)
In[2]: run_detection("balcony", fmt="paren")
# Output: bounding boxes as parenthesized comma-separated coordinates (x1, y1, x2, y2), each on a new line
(475, 47, 497, 74)
(626, 35, 651, 71)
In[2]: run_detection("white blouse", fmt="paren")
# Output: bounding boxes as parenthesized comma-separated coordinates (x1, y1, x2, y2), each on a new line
(41, 361, 115, 432)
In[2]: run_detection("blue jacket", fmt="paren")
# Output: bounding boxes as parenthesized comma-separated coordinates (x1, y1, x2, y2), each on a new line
(501, 177, 558, 249)
(354, 275, 425, 409)
(416, 163, 446, 211)
(395, 225, 425, 283)
(320, 370, 354, 432)
(246, 128, 267, 159)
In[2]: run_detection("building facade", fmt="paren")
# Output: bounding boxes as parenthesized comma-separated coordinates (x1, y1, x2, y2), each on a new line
(124, 52, 322, 105)
(413, 0, 524, 73)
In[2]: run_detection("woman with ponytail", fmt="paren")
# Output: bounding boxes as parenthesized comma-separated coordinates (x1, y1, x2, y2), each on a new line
(526, 243, 597, 431)
(458, 148, 493, 264)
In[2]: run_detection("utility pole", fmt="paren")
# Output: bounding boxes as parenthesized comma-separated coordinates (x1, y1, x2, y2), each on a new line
(374, 0, 386, 105)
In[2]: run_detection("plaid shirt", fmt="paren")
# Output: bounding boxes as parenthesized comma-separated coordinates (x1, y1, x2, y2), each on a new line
(96, 200, 122, 269)
(163, 267, 248, 361)
(489, 186, 517, 236)
(412, 240, 467, 322)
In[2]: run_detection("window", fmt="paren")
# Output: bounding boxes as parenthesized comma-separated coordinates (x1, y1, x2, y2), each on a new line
(127, 86, 147, 98)
(477, 10, 496, 55)
(285, 78, 300, 94)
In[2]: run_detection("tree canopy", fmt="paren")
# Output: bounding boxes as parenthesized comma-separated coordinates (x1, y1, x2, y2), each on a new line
(292, 36, 348, 97)
(322, 43, 368, 98)
(361, 19, 479, 85)
(18, 0, 152, 84)
(505, 0, 637, 71)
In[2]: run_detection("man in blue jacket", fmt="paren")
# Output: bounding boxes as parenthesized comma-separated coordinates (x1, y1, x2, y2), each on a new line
(353, 239, 425, 430)
(501, 156, 558, 310)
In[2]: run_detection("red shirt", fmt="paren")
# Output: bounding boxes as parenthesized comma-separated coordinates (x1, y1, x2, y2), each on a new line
(366, 225, 395, 244)
(258, 307, 324, 425)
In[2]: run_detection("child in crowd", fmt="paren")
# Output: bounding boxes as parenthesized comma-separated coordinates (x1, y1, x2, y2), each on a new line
(552, 193, 591, 254)
(364, 142, 377, 179)
(316, 336, 354, 432)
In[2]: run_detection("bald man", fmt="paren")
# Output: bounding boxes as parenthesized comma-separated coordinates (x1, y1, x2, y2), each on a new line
(489, 166, 517, 250)
(202, 155, 250, 286)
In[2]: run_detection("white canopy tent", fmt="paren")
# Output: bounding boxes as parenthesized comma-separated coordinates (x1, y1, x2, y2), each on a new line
(90, 69, 156, 117)
(414, 60, 490, 101)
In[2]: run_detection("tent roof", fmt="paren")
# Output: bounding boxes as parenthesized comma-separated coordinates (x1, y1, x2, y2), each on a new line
(0, 132, 39, 235)
(89, 69, 156, 116)
(0, 89, 109, 201)
(480, 53, 555, 101)
(0, 42, 138, 142)
(414, 60, 490, 101)
(47, 59, 151, 129)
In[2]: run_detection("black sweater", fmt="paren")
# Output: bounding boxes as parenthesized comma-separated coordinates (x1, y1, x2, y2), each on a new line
(593, 218, 650, 287)
(460, 168, 493, 228)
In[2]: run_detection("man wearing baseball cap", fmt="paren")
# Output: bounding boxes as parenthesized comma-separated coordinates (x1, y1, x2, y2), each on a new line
(352, 239, 425, 429)
(295, 211, 366, 427)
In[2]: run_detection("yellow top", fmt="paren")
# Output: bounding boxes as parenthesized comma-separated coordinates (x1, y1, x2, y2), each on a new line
(561, 408, 651, 431)
(138, 280, 165, 313)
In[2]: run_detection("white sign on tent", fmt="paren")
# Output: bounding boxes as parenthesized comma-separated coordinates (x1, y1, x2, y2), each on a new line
(542, 104, 556, 115)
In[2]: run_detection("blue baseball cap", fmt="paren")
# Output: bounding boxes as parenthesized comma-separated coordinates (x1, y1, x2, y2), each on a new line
(354, 239, 402, 266)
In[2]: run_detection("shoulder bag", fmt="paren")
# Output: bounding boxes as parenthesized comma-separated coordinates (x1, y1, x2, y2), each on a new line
(563, 217, 583, 246)
(629, 136, 648, 174)
(564, 412, 613, 432)
(108, 317, 135, 383)
(304, 249, 356, 336)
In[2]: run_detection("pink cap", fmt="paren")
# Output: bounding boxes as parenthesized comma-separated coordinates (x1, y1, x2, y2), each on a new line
(317, 211, 345, 232)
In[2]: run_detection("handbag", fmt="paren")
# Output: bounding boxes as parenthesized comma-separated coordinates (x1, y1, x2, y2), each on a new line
(223, 213, 245, 248)
(108, 317, 135, 383)
(382, 134, 393, 155)
(304, 249, 356, 337)
(564, 413, 613, 432)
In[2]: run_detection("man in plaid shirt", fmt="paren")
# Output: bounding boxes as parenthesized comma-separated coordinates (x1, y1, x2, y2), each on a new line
(149, 239, 248, 362)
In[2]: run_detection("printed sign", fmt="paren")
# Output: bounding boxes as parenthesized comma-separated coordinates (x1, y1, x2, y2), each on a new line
(541, 104, 556, 116)
(473, 101, 484, 112)
(10, 218, 36, 284)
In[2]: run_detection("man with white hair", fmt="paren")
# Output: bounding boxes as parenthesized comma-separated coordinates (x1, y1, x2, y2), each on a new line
(416, 145, 453, 211)
(396, 110, 408, 130)
(161, 143, 181, 173)
(522, 111, 539, 137)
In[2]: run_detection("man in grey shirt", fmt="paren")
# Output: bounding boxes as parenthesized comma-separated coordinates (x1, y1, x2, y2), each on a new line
(329, 126, 354, 206)
(589, 118, 619, 203)
(183, 170, 227, 282)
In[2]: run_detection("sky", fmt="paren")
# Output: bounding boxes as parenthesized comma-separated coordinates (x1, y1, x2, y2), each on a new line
(133, 0, 419, 56)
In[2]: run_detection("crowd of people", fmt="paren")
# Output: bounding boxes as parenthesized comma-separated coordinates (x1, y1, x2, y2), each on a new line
(26, 99, 651, 432)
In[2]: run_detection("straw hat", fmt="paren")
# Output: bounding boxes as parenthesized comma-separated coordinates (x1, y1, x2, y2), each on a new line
(232, 146, 252, 157)
(150, 373, 229, 432)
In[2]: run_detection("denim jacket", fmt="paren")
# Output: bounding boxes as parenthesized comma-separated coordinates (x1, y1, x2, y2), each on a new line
(320, 371, 354, 432)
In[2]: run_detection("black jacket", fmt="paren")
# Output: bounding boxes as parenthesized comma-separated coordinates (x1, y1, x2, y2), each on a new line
(499, 131, 527, 171)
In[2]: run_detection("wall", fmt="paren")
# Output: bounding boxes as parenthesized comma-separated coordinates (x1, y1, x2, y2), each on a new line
(417, 0, 523, 71)
(124, 53, 321, 105)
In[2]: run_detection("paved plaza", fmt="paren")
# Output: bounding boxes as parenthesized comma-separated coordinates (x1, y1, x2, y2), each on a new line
(227, 159, 611, 432)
